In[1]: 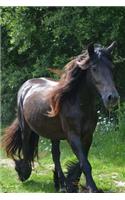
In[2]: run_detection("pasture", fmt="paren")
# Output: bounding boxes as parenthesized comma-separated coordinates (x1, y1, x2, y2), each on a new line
(0, 111, 125, 193)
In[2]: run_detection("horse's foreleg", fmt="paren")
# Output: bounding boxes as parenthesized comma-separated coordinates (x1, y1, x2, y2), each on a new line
(66, 134, 93, 192)
(51, 140, 66, 192)
(68, 132, 98, 193)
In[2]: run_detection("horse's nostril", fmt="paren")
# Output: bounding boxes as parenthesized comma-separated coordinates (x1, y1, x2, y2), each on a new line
(107, 93, 119, 105)
(108, 94, 112, 101)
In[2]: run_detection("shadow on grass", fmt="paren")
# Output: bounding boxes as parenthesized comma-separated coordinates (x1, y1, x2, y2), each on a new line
(24, 180, 113, 193)
(22, 179, 55, 193)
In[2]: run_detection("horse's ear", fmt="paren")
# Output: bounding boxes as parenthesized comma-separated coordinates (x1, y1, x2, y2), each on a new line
(88, 43, 94, 57)
(106, 41, 117, 54)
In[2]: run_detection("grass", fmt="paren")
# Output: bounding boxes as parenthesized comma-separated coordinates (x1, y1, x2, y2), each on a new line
(0, 108, 125, 193)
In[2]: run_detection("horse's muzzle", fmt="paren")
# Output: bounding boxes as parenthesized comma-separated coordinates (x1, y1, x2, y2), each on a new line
(103, 91, 120, 109)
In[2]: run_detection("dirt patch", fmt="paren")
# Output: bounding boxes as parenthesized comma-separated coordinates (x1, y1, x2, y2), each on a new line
(0, 158, 15, 168)
(0, 158, 38, 168)
(114, 181, 125, 187)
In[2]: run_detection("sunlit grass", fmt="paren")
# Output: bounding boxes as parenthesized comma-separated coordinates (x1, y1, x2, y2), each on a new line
(0, 104, 125, 192)
(0, 132, 125, 193)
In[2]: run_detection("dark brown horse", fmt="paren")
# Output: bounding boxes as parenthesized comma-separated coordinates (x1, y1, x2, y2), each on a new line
(3, 42, 119, 192)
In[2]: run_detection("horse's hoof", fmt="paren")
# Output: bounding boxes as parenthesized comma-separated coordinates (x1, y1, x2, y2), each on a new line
(66, 183, 79, 193)
(80, 185, 103, 193)
(15, 159, 32, 182)
(66, 187, 78, 193)
(91, 188, 104, 193)
(59, 188, 67, 193)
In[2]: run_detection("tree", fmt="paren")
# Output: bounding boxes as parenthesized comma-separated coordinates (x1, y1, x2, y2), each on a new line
(1, 7, 125, 124)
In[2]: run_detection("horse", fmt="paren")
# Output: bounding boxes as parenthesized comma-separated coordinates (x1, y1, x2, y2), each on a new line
(2, 42, 119, 193)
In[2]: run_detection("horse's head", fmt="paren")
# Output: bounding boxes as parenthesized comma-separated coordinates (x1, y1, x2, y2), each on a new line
(78, 42, 119, 110)
(88, 42, 119, 109)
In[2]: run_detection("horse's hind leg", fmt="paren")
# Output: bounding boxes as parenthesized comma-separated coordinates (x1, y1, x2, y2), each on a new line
(14, 126, 32, 181)
(51, 140, 66, 192)
(15, 127, 39, 182)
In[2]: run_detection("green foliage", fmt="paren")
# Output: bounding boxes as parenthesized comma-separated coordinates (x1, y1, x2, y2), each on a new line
(1, 7, 125, 123)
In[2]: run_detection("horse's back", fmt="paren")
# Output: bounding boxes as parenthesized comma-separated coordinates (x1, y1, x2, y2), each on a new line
(17, 78, 66, 139)
(18, 77, 58, 104)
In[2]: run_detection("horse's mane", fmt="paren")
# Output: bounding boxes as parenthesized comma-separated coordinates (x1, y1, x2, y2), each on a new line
(48, 51, 90, 117)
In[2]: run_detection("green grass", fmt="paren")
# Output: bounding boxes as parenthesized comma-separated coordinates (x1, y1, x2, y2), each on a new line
(0, 112, 125, 193)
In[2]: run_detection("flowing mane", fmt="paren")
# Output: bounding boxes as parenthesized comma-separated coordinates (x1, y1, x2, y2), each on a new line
(48, 51, 90, 117)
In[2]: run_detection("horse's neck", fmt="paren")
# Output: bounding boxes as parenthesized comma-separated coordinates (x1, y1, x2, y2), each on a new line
(78, 77, 96, 108)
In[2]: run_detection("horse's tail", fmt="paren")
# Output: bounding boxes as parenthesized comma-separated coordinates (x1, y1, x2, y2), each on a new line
(2, 118, 22, 160)
(2, 118, 39, 163)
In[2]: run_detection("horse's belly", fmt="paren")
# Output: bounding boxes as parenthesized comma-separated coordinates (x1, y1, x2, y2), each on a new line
(31, 116, 66, 140)
(23, 97, 66, 140)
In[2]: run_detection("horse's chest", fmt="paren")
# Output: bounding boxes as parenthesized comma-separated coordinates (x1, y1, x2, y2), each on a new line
(81, 117, 97, 136)
(61, 103, 97, 136)
(80, 107, 97, 135)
